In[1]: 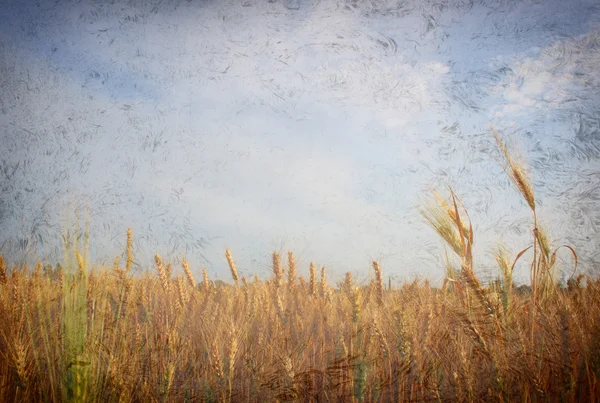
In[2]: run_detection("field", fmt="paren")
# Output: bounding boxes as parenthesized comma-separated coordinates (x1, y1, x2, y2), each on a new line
(0, 133, 599, 402)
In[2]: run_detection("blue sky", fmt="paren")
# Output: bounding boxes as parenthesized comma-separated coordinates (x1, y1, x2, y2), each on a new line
(1, 0, 599, 284)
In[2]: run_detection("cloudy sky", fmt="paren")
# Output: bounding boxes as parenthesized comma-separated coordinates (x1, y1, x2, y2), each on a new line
(1, 0, 599, 284)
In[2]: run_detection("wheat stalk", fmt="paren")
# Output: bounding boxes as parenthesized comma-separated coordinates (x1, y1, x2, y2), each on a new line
(125, 228, 133, 274)
(203, 269, 209, 293)
(225, 249, 239, 284)
(0, 255, 7, 285)
(287, 251, 296, 291)
(492, 127, 535, 211)
(181, 258, 195, 288)
(320, 266, 327, 298)
(76, 251, 85, 278)
(13, 337, 29, 389)
(372, 261, 384, 307)
(155, 253, 169, 293)
(309, 262, 316, 297)
(211, 342, 224, 379)
(272, 251, 282, 290)
(176, 276, 188, 308)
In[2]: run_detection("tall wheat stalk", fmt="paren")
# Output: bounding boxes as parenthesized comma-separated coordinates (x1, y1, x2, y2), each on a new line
(181, 258, 195, 289)
(225, 249, 239, 285)
(272, 252, 282, 290)
(309, 262, 316, 297)
(492, 128, 577, 305)
(287, 251, 296, 291)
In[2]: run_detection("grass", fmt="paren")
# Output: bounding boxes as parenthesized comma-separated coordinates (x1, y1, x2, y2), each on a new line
(0, 130, 598, 402)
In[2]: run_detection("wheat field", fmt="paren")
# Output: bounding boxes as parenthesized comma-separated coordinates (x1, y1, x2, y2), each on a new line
(0, 133, 599, 402)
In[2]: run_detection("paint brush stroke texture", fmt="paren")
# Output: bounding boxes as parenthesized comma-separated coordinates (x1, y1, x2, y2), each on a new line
(0, 0, 599, 282)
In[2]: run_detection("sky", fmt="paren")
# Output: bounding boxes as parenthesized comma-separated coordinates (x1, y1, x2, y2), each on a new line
(1, 0, 599, 285)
